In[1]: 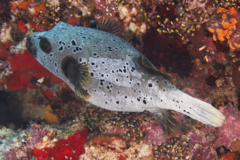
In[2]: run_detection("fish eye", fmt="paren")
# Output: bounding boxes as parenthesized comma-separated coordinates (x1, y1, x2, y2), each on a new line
(39, 37, 51, 53)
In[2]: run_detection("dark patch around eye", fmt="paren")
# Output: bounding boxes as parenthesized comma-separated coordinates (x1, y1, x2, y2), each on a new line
(39, 37, 51, 53)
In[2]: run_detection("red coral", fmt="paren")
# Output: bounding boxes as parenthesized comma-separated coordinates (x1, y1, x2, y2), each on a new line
(0, 42, 12, 59)
(218, 153, 236, 160)
(41, 88, 54, 101)
(67, 19, 77, 26)
(119, 155, 126, 160)
(32, 128, 88, 160)
(1, 50, 62, 90)
(18, 20, 27, 32)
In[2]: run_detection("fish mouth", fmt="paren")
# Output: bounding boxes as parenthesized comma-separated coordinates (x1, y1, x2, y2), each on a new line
(26, 35, 37, 58)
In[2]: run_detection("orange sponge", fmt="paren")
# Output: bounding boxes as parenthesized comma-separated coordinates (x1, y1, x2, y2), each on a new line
(44, 105, 60, 124)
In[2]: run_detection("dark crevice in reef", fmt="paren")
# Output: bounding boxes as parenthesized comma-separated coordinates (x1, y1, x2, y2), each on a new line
(0, 90, 27, 130)
(142, 29, 193, 78)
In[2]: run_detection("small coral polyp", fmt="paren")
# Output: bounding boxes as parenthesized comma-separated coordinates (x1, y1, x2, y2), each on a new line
(208, 7, 240, 51)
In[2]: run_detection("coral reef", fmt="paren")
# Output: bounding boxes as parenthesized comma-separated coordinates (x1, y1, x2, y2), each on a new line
(32, 128, 87, 160)
(0, 121, 87, 159)
(81, 135, 153, 160)
(1, 0, 240, 159)
(208, 7, 239, 51)
(215, 103, 240, 149)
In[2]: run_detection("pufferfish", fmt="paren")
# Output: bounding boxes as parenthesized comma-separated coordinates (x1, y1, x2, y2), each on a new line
(26, 21, 225, 135)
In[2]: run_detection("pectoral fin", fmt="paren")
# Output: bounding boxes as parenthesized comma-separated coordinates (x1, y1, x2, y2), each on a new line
(61, 56, 91, 99)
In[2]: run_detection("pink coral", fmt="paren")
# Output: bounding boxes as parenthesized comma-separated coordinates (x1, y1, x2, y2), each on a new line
(141, 123, 166, 145)
(215, 103, 240, 148)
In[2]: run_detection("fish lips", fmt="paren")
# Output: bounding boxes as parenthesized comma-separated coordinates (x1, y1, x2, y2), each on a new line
(26, 35, 37, 58)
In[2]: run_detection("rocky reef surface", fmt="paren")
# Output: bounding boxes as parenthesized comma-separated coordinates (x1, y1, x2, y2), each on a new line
(1, 0, 240, 159)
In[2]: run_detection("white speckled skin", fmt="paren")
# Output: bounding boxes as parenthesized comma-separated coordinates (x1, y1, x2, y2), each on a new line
(26, 21, 225, 128)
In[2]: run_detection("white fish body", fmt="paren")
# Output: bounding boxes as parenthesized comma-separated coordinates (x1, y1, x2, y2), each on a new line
(26, 21, 225, 134)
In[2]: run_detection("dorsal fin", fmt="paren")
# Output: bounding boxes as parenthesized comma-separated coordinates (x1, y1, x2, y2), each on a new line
(97, 17, 122, 36)
(61, 56, 91, 99)
(138, 55, 172, 81)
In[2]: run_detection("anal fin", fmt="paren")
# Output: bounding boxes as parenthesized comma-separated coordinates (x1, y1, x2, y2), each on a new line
(150, 109, 180, 135)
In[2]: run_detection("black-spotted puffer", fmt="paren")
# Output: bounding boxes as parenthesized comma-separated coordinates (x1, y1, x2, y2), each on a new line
(26, 21, 225, 135)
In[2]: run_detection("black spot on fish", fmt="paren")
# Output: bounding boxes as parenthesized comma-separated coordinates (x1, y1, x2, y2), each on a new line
(108, 47, 112, 51)
(143, 100, 147, 104)
(92, 53, 97, 57)
(71, 40, 76, 46)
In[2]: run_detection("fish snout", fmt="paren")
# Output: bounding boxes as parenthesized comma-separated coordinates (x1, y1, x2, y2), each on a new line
(26, 35, 37, 58)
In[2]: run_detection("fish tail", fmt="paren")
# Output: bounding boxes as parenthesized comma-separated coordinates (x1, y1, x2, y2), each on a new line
(185, 97, 225, 127)
(173, 92, 225, 127)
(151, 109, 180, 135)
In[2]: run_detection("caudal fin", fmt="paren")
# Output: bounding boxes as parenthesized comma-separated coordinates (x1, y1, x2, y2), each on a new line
(184, 98, 225, 127)
(151, 109, 180, 135)
(171, 92, 225, 128)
